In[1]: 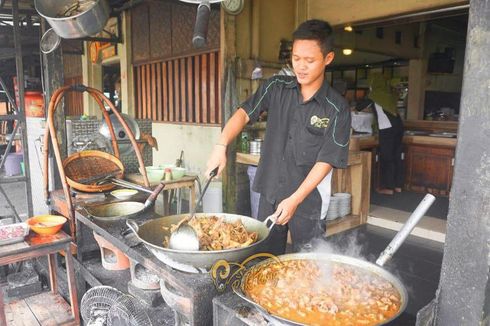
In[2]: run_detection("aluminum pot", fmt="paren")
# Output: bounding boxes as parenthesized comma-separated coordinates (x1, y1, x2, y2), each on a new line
(233, 252, 408, 326)
(35, 0, 110, 39)
(126, 213, 274, 273)
(99, 113, 141, 156)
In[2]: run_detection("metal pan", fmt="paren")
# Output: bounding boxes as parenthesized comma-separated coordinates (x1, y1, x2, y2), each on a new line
(83, 183, 165, 221)
(126, 213, 275, 273)
(232, 194, 436, 325)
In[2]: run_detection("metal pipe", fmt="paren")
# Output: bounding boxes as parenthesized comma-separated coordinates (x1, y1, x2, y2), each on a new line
(13, 0, 33, 217)
(376, 193, 436, 266)
(192, 0, 210, 48)
(111, 178, 153, 194)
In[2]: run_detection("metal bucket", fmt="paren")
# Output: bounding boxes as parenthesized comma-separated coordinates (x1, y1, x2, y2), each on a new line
(35, 0, 110, 39)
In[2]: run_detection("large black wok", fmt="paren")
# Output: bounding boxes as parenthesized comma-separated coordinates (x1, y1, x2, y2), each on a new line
(232, 194, 436, 325)
(126, 213, 275, 273)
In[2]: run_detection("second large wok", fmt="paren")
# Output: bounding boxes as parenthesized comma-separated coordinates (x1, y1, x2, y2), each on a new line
(233, 252, 408, 326)
(126, 213, 274, 273)
(232, 194, 436, 325)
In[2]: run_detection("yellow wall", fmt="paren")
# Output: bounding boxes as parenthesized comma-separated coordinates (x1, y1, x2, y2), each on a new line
(236, 0, 296, 63)
(306, 0, 468, 26)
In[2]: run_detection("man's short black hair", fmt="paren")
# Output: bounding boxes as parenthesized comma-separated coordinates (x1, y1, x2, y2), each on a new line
(292, 19, 334, 56)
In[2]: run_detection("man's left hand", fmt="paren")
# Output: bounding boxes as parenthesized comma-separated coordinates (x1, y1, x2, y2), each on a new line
(274, 195, 302, 225)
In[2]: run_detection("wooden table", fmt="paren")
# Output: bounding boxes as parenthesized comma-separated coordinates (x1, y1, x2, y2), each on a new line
(0, 232, 80, 325)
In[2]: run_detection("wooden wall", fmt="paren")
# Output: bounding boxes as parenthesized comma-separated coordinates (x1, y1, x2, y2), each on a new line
(131, 0, 221, 124)
(63, 55, 83, 116)
(134, 50, 220, 124)
(131, 0, 220, 64)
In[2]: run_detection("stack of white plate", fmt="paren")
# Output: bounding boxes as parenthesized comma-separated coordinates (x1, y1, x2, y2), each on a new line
(334, 192, 352, 217)
(326, 196, 341, 220)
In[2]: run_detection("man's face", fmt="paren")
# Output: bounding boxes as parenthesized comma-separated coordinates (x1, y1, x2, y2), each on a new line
(292, 39, 334, 88)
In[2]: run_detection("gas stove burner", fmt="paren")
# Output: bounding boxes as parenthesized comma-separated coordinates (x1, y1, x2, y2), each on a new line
(129, 260, 160, 290)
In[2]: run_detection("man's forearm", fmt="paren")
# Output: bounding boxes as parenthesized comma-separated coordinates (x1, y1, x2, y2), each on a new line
(218, 108, 250, 146)
(291, 162, 333, 203)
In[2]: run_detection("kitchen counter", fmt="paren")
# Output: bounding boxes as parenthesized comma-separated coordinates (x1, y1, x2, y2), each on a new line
(236, 150, 364, 166)
(356, 134, 457, 150)
(355, 133, 457, 197)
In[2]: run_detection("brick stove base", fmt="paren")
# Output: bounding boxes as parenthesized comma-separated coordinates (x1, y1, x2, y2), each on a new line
(128, 280, 164, 307)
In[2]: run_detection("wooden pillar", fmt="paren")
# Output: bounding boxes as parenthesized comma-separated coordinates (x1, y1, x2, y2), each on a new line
(221, 10, 238, 213)
(120, 11, 134, 116)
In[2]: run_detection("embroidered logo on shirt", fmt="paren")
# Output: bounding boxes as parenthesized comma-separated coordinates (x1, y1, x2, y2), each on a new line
(310, 115, 330, 128)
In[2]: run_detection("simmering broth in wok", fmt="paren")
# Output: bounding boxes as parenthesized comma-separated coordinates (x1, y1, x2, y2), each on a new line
(244, 259, 401, 326)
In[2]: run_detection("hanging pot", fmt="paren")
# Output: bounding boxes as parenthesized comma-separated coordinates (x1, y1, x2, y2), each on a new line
(35, 0, 110, 39)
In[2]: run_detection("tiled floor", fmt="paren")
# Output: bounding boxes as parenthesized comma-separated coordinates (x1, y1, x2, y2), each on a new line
(371, 190, 449, 219)
(325, 224, 444, 325)
(369, 205, 446, 242)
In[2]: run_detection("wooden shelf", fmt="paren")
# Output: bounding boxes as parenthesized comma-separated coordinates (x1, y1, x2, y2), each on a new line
(325, 215, 362, 236)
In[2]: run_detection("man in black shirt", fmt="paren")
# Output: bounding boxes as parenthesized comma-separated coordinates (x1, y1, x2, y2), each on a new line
(206, 20, 351, 255)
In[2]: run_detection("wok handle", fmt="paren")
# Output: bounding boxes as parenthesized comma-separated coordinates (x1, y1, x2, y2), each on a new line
(376, 193, 436, 266)
(144, 182, 166, 208)
(126, 219, 140, 234)
(263, 215, 276, 231)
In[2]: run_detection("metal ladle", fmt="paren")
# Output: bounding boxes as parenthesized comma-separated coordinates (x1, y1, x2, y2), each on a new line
(169, 167, 219, 251)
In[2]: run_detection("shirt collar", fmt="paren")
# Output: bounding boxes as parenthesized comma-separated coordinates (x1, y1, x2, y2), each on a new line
(312, 77, 330, 103)
(288, 75, 331, 103)
(285, 78, 298, 89)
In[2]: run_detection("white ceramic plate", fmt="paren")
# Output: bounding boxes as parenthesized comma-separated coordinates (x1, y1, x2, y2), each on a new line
(110, 189, 138, 200)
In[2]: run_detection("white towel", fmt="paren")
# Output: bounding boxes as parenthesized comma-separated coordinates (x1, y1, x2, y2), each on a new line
(351, 111, 374, 134)
(374, 103, 392, 130)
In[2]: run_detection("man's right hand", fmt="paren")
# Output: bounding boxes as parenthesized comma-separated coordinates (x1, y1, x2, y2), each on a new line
(204, 108, 250, 178)
(205, 144, 227, 178)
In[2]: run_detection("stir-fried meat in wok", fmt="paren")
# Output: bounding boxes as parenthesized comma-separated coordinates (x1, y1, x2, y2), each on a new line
(244, 259, 401, 326)
(163, 216, 258, 250)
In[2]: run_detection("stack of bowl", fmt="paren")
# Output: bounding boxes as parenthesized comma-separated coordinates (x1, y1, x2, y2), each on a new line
(334, 192, 352, 217)
(145, 166, 164, 183)
(326, 196, 340, 220)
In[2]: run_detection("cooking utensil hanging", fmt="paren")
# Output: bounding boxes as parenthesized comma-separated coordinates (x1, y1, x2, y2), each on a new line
(35, 0, 110, 39)
(232, 193, 436, 326)
(40, 28, 61, 54)
(168, 167, 218, 250)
